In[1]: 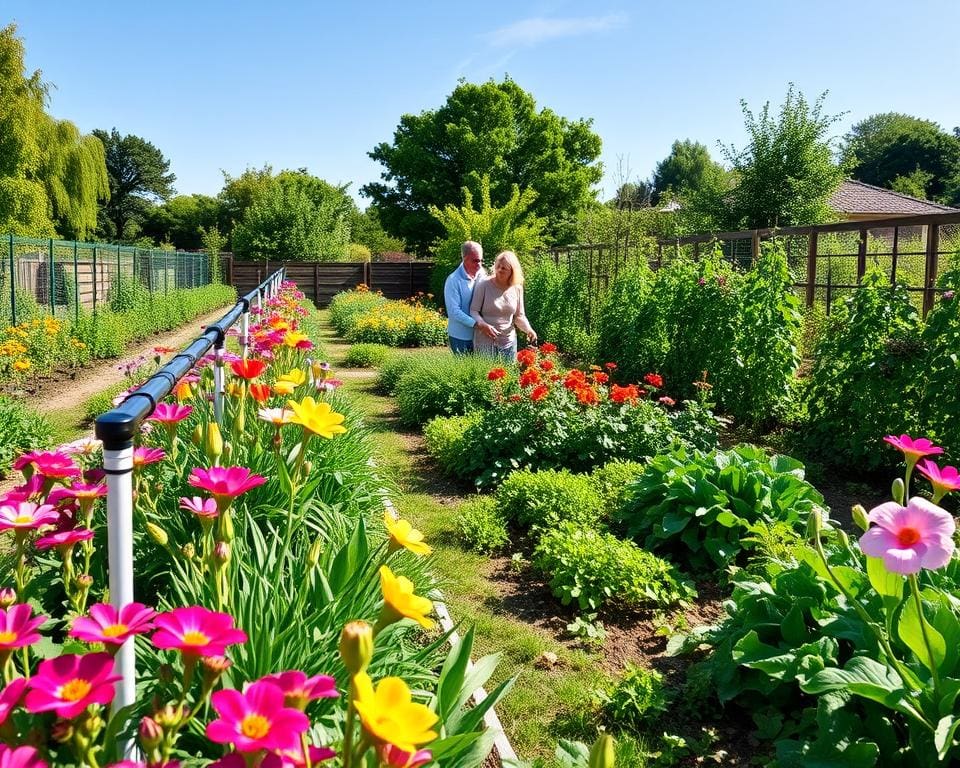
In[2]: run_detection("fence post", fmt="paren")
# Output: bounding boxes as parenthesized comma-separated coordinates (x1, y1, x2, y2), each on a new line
(240, 302, 250, 361)
(891, 227, 900, 285)
(8, 234, 16, 326)
(856, 228, 868, 283)
(924, 223, 940, 317)
(117, 244, 122, 288)
(92, 246, 98, 312)
(751, 231, 761, 265)
(806, 233, 818, 308)
(73, 241, 80, 321)
(147, 251, 153, 293)
(48, 238, 56, 314)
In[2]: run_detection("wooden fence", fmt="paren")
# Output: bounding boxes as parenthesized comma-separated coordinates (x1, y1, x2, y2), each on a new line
(227, 260, 435, 306)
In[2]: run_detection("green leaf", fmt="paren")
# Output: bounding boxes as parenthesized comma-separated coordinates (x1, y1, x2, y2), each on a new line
(866, 556, 903, 599)
(935, 715, 960, 760)
(898, 591, 946, 674)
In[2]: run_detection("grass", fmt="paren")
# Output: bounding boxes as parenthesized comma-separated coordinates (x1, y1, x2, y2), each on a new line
(316, 311, 646, 765)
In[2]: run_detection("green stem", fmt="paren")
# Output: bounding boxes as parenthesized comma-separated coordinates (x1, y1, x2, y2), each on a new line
(909, 573, 942, 703)
(341, 679, 357, 768)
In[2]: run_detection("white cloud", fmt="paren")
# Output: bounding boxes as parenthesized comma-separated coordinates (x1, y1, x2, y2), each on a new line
(486, 14, 626, 48)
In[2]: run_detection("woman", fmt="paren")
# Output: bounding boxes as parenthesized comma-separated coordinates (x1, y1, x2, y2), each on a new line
(469, 250, 537, 360)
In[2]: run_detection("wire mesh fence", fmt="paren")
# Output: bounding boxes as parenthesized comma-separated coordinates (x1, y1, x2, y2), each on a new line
(1, 235, 213, 325)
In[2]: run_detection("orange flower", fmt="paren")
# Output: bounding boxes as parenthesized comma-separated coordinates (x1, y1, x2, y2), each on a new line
(516, 348, 537, 368)
(487, 367, 507, 381)
(249, 383, 271, 403)
(539, 360, 554, 372)
(592, 372, 609, 385)
(518, 368, 540, 388)
(530, 384, 549, 402)
(575, 387, 599, 406)
(610, 384, 640, 404)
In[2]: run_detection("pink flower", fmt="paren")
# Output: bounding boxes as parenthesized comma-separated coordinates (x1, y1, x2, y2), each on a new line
(70, 603, 156, 646)
(24, 653, 119, 718)
(917, 460, 960, 499)
(0, 605, 45, 651)
(152, 607, 247, 657)
(13, 451, 80, 480)
(63, 483, 108, 501)
(179, 496, 219, 518)
(380, 746, 432, 768)
(263, 745, 336, 768)
(859, 497, 956, 575)
(261, 670, 339, 710)
(0, 502, 58, 531)
(148, 403, 194, 424)
(658, 396, 676, 407)
(206, 680, 309, 753)
(883, 434, 944, 463)
(0, 745, 48, 768)
(35, 528, 94, 551)
(188, 467, 267, 505)
(0, 678, 27, 724)
(133, 447, 166, 468)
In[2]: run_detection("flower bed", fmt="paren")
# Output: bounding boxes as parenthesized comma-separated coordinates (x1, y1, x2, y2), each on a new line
(329, 288, 445, 348)
(0, 281, 505, 768)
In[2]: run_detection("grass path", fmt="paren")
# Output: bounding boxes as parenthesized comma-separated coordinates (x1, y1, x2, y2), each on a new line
(317, 316, 621, 765)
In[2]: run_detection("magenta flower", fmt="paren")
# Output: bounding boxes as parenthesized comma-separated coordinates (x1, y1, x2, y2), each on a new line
(381, 746, 432, 768)
(0, 745, 48, 768)
(133, 447, 166, 469)
(152, 606, 247, 657)
(261, 670, 339, 710)
(883, 434, 944, 463)
(859, 497, 956, 575)
(179, 496, 219, 518)
(0, 603, 46, 652)
(12, 451, 80, 481)
(24, 652, 119, 718)
(70, 603, 156, 647)
(35, 528, 95, 551)
(206, 679, 309, 753)
(0, 678, 27, 724)
(917, 460, 960, 501)
(263, 745, 337, 768)
(0, 502, 58, 532)
(149, 403, 194, 424)
(188, 467, 267, 506)
(63, 482, 108, 501)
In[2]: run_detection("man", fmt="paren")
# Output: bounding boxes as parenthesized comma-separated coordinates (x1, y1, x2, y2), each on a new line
(443, 241, 487, 354)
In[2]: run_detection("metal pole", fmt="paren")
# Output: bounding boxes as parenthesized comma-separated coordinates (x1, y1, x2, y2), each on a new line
(92, 246, 98, 312)
(73, 241, 80, 321)
(213, 340, 225, 424)
(8, 234, 16, 326)
(240, 308, 249, 361)
(102, 441, 136, 722)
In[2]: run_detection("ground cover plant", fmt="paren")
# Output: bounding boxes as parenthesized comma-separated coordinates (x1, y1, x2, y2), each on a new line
(343, 342, 391, 368)
(0, 280, 509, 768)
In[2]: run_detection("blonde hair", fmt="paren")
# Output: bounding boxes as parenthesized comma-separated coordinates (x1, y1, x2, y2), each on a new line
(494, 251, 524, 287)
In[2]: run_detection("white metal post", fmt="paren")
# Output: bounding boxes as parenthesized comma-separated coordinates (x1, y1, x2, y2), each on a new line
(213, 342, 225, 424)
(103, 444, 136, 716)
(240, 310, 249, 361)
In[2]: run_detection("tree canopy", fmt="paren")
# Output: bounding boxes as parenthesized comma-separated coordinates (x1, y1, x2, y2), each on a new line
(93, 128, 176, 241)
(651, 140, 727, 204)
(362, 78, 602, 254)
(140, 194, 220, 250)
(841, 112, 960, 203)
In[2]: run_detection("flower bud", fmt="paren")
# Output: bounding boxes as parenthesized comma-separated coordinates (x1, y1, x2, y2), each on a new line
(302, 460, 313, 477)
(219, 510, 235, 543)
(214, 540, 231, 565)
(79, 710, 104, 737)
(154, 704, 187, 729)
(201, 655, 232, 686)
(205, 422, 224, 461)
(0, 587, 17, 608)
(146, 522, 168, 547)
(836, 529, 850, 549)
(75, 574, 94, 591)
(805, 508, 822, 539)
(588, 733, 615, 768)
(851, 504, 869, 532)
(223, 441, 234, 462)
(191, 424, 203, 446)
(339, 620, 374, 676)
(139, 716, 163, 750)
(51, 721, 74, 743)
(892, 477, 905, 505)
(181, 543, 196, 560)
(307, 537, 323, 568)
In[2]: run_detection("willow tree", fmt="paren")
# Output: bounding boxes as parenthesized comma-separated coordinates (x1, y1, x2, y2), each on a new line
(0, 24, 109, 239)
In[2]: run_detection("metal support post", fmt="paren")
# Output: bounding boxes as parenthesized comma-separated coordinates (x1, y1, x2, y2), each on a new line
(213, 339, 225, 425)
(240, 306, 250, 361)
(8, 234, 17, 326)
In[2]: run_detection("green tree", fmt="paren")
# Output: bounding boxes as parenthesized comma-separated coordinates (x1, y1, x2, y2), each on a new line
(231, 170, 353, 261)
(348, 205, 406, 255)
(651, 140, 727, 204)
(140, 194, 220, 249)
(428, 174, 546, 295)
(217, 164, 274, 246)
(841, 113, 960, 202)
(0, 24, 108, 239)
(720, 85, 845, 229)
(94, 128, 176, 240)
(363, 78, 602, 254)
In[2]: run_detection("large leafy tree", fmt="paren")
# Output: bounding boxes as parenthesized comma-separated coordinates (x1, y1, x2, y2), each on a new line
(231, 170, 353, 261)
(0, 24, 108, 239)
(93, 128, 176, 241)
(362, 78, 603, 254)
(140, 194, 220, 250)
(651, 140, 727, 204)
(840, 113, 960, 202)
(719, 85, 845, 229)
(217, 165, 274, 245)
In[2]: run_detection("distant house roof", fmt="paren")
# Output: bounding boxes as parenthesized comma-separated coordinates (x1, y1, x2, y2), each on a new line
(830, 179, 957, 217)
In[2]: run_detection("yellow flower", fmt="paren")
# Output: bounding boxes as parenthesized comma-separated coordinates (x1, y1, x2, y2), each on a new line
(377, 565, 434, 630)
(173, 381, 193, 401)
(286, 396, 347, 439)
(384, 512, 432, 556)
(283, 331, 309, 348)
(225, 381, 243, 397)
(273, 380, 296, 396)
(13, 360, 30, 372)
(278, 369, 306, 386)
(352, 672, 438, 753)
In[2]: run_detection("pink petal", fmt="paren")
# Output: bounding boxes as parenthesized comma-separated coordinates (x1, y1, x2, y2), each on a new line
(859, 526, 900, 559)
(882, 546, 923, 575)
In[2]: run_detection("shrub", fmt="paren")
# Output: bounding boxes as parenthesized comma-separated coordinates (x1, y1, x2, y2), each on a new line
(423, 412, 481, 477)
(495, 468, 604, 530)
(590, 459, 645, 511)
(376, 350, 434, 395)
(455, 496, 510, 553)
(534, 521, 695, 612)
(0, 396, 52, 476)
(347, 298, 447, 347)
(328, 287, 387, 336)
(615, 444, 826, 574)
(344, 343, 391, 368)
(84, 381, 129, 424)
(394, 353, 493, 426)
(524, 260, 598, 362)
(597, 665, 669, 732)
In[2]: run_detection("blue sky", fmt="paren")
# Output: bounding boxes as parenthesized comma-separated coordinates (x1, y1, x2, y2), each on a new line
(7, 1, 959, 206)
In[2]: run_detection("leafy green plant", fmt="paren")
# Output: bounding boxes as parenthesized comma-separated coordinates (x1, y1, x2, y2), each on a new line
(589, 459, 645, 511)
(423, 412, 481, 477)
(596, 664, 669, 732)
(455, 496, 510, 554)
(343, 342, 391, 368)
(534, 521, 695, 612)
(0, 395, 52, 476)
(496, 468, 604, 531)
(393, 353, 494, 426)
(328, 287, 388, 336)
(566, 614, 607, 646)
(615, 444, 826, 574)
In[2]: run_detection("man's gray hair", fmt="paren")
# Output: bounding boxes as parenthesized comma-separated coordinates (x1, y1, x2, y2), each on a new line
(461, 241, 483, 259)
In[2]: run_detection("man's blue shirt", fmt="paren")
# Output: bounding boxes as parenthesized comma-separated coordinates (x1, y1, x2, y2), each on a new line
(444, 263, 483, 340)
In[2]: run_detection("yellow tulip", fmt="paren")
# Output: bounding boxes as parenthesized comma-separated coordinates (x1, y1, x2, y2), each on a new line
(377, 565, 434, 630)
(352, 672, 438, 754)
(286, 396, 347, 439)
(384, 512, 432, 556)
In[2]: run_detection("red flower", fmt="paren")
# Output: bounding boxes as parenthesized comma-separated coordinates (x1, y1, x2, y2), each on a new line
(518, 368, 541, 388)
(516, 348, 537, 368)
(644, 373, 664, 388)
(610, 384, 640, 404)
(249, 383, 272, 403)
(575, 387, 599, 406)
(604, 362, 617, 371)
(508, 395, 522, 402)
(487, 368, 507, 382)
(230, 359, 267, 381)
(563, 370, 587, 390)
(539, 360, 554, 372)
(539, 342, 557, 354)
(591, 372, 609, 385)
(529, 384, 549, 402)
